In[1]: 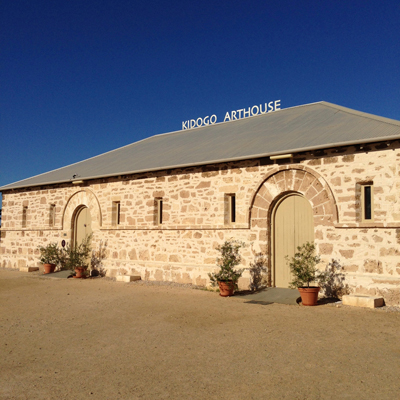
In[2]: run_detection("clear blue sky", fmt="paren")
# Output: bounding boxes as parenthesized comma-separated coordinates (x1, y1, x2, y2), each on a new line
(1, 0, 399, 200)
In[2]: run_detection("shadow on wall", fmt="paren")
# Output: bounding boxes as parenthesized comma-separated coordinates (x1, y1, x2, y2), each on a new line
(249, 252, 268, 291)
(91, 240, 108, 277)
(320, 259, 350, 299)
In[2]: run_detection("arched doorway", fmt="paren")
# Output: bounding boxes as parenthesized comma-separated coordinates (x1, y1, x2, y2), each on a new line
(73, 206, 92, 246)
(272, 193, 314, 287)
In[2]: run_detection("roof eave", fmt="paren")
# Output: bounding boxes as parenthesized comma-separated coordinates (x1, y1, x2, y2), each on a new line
(2, 133, 400, 192)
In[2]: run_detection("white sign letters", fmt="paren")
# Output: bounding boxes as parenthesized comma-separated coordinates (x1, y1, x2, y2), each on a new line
(182, 100, 281, 130)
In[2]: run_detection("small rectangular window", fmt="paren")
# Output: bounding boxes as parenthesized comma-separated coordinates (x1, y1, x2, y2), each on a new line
(364, 186, 372, 220)
(22, 206, 28, 228)
(361, 184, 374, 222)
(155, 198, 163, 225)
(49, 204, 56, 227)
(112, 201, 121, 226)
(225, 194, 236, 224)
(230, 194, 236, 223)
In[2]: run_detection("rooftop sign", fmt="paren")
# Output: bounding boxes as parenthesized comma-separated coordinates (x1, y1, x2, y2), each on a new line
(182, 100, 281, 130)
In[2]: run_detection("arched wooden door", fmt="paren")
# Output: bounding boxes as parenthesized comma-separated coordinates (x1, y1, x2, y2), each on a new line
(273, 194, 314, 287)
(74, 206, 92, 246)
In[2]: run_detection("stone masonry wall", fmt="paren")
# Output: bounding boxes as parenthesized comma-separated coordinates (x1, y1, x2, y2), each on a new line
(1, 142, 400, 305)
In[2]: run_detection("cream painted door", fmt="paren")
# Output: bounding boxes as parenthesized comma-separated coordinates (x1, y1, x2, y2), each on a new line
(75, 207, 92, 245)
(273, 194, 314, 288)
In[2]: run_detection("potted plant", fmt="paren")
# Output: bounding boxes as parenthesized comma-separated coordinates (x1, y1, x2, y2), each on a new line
(287, 242, 327, 306)
(58, 235, 92, 278)
(208, 240, 245, 297)
(38, 242, 59, 274)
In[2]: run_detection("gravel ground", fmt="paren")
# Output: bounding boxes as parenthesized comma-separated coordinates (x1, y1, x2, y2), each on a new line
(1, 268, 400, 400)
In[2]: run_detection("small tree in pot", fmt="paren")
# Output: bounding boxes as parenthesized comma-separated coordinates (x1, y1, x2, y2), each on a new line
(38, 242, 60, 274)
(58, 235, 92, 278)
(208, 240, 245, 297)
(287, 242, 327, 306)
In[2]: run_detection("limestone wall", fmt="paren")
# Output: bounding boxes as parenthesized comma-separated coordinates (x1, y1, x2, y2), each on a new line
(1, 143, 400, 304)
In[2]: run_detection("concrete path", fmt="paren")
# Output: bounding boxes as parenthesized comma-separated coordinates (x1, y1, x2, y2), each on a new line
(236, 287, 301, 305)
(37, 270, 300, 304)
(39, 270, 73, 279)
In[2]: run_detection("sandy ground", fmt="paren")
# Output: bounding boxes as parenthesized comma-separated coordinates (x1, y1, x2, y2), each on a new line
(1, 269, 400, 400)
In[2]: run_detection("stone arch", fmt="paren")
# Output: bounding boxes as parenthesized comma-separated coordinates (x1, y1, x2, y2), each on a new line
(249, 166, 338, 254)
(250, 166, 338, 224)
(62, 189, 102, 231)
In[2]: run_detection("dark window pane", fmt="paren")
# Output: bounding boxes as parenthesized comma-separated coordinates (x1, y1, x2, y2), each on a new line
(231, 195, 236, 223)
(364, 186, 371, 220)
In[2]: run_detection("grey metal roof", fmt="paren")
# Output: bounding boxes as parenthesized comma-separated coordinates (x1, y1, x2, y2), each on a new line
(2, 101, 400, 191)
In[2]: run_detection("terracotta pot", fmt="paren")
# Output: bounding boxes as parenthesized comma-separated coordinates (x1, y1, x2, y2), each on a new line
(218, 280, 235, 297)
(298, 287, 320, 306)
(43, 263, 56, 274)
(74, 267, 86, 279)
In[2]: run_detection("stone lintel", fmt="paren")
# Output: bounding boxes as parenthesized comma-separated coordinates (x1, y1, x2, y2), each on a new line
(342, 294, 384, 308)
(116, 275, 141, 282)
(19, 266, 39, 272)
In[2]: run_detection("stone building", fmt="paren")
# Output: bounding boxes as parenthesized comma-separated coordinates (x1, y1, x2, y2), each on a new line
(1, 101, 400, 305)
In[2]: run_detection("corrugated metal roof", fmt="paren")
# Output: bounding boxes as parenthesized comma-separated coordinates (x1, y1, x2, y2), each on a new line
(2, 101, 400, 191)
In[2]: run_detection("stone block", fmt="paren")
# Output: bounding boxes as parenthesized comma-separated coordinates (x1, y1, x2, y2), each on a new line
(342, 295, 384, 308)
(19, 266, 39, 272)
(116, 275, 141, 282)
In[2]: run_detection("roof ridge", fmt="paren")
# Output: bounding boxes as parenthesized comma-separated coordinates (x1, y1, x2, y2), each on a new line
(146, 101, 326, 141)
(2, 101, 400, 191)
(319, 102, 400, 127)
